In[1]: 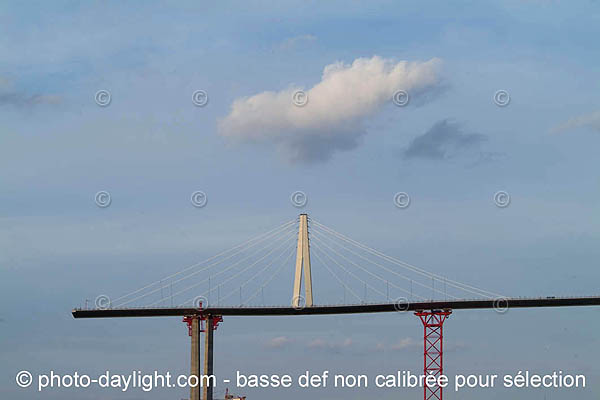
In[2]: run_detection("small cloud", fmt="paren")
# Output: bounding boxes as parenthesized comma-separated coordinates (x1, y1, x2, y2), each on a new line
(280, 34, 317, 50)
(390, 337, 419, 350)
(265, 336, 294, 349)
(307, 337, 353, 352)
(551, 110, 600, 134)
(402, 119, 488, 161)
(376, 337, 420, 351)
(219, 56, 444, 163)
(307, 338, 327, 349)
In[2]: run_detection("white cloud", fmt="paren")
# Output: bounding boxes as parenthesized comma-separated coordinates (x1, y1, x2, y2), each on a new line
(390, 337, 419, 350)
(376, 337, 420, 351)
(307, 338, 327, 349)
(218, 56, 444, 163)
(265, 336, 294, 349)
(552, 110, 600, 134)
(307, 337, 353, 350)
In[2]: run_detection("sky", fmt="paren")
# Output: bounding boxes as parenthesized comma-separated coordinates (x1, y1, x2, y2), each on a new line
(1, 0, 600, 399)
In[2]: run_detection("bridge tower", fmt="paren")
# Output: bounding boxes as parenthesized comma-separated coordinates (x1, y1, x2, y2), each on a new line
(292, 214, 313, 307)
(415, 310, 452, 400)
(189, 317, 201, 400)
(184, 310, 222, 400)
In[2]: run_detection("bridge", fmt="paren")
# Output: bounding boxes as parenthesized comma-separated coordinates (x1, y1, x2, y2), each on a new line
(72, 214, 600, 400)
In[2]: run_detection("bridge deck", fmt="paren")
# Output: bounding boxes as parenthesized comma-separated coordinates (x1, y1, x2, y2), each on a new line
(72, 296, 600, 318)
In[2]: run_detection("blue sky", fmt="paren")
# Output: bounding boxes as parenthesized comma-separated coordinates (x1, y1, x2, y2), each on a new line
(2, 1, 600, 399)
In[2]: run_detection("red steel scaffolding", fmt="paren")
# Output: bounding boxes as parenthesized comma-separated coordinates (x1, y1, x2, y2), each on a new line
(415, 310, 452, 400)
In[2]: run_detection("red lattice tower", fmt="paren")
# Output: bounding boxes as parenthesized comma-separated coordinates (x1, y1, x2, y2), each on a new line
(415, 310, 452, 400)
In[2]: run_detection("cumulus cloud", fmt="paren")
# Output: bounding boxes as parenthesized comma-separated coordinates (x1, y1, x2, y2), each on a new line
(402, 119, 487, 160)
(552, 110, 600, 134)
(219, 56, 444, 163)
(265, 336, 294, 349)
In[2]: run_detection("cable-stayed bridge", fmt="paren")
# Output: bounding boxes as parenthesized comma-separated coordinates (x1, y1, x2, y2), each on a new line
(72, 214, 600, 400)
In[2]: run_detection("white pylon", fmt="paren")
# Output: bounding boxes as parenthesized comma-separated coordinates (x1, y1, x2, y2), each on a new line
(292, 214, 313, 307)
